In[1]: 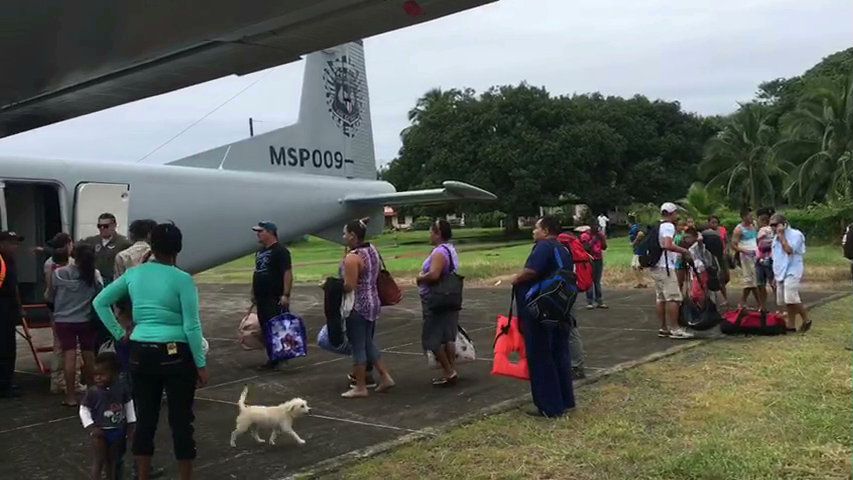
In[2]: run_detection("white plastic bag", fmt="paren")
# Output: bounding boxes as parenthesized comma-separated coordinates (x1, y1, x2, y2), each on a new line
(238, 312, 264, 351)
(426, 326, 476, 369)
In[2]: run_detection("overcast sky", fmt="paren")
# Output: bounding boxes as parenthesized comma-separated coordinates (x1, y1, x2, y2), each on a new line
(0, 0, 849, 167)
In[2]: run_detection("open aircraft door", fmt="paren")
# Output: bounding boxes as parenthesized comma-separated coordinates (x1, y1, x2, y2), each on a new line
(74, 183, 130, 239)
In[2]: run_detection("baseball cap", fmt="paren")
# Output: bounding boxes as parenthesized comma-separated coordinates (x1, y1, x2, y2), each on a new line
(252, 221, 278, 235)
(660, 202, 681, 214)
(0, 231, 24, 242)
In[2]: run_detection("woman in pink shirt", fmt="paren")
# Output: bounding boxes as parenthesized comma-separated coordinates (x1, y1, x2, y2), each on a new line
(580, 224, 608, 309)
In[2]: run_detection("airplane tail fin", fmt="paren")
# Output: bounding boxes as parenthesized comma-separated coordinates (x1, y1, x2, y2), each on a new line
(169, 41, 376, 180)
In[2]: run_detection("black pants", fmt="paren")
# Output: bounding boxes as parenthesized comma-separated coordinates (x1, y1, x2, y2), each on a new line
(129, 341, 198, 460)
(0, 301, 17, 393)
(256, 296, 284, 364)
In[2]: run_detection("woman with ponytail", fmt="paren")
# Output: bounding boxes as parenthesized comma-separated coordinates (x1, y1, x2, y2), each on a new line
(47, 243, 104, 406)
(340, 217, 395, 398)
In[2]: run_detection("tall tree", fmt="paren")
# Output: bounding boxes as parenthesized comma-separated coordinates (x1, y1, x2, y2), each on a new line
(699, 103, 789, 209)
(383, 85, 715, 231)
(778, 74, 853, 203)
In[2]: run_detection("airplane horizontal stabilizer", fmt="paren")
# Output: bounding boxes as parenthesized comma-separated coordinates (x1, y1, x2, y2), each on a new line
(344, 181, 496, 206)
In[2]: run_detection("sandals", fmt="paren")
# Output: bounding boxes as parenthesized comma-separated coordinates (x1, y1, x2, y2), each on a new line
(432, 373, 458, 387)
(800, 320, 812, 334)
(340, 388, 368, 398)
(375, 376, 396, 393)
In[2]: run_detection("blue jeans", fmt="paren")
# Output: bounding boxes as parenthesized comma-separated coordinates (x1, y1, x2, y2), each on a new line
(586, 259, 604, 305)
(346, 311, 380, 366)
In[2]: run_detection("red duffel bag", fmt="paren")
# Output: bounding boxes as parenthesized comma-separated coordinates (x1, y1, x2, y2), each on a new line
(720, 307, 787, 336)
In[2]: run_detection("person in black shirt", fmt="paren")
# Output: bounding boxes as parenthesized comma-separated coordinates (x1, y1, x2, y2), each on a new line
(0, 231, 25, 398)
(250, 221, 293, 370)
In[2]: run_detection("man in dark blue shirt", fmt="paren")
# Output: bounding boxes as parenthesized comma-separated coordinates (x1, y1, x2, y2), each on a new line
(511, 216, 576, 418)
(251, 221, 293, 370)
(628, 215, 649, 288)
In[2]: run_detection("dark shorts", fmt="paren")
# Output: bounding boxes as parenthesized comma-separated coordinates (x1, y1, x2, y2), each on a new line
(756, 260, 774, 287)
(55, 322, 97, 351)
(102, 426, 126, 446)
(421, 299, 459, 353)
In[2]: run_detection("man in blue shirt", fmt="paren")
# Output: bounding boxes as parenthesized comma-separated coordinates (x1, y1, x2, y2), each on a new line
(628, 215, 648, 288)
(770, 213, 810, 333)
(511, 216, 576, 417)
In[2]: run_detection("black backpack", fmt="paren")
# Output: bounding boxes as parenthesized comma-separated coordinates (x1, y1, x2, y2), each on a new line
(637, 222, 665, 269)
(843, 223, 853, 260)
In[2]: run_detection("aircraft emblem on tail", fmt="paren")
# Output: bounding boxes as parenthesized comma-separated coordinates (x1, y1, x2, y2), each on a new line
(323, 55, 363, 138)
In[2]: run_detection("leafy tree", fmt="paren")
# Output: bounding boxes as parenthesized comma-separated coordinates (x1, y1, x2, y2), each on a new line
(383, 85, 714, 231)
(678, 182, 723, 219)
(756, 48, 853, 122)
(778, 74, 853, 203)
(699, 103, 790, 209)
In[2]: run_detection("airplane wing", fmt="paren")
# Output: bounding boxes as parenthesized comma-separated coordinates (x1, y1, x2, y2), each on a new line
(0, 0, 496, 138)
(344, 181, 497, 206)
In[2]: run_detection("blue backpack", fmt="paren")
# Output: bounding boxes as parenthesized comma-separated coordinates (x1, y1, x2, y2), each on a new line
(524, 246, 578, 324)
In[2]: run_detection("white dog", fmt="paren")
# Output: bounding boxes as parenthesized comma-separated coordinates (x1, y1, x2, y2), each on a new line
(229, 384, 311, 447)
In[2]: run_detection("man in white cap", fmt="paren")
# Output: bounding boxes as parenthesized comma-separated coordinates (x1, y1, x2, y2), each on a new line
(653, 203, 694, 339)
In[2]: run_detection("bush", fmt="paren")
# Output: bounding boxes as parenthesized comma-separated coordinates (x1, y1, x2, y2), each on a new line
(412, 216, 433, 231)
(472, 211, 506, 229)
(782, 203, 852, 243)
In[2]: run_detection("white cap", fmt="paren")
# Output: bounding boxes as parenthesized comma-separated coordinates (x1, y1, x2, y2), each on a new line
(660, 202, 680, 214)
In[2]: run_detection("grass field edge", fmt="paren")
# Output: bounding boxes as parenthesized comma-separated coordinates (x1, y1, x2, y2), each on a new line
(278, 291, 851, 480)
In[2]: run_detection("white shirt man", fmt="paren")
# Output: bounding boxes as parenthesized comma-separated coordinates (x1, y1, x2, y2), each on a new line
(652, 202, 693, 339)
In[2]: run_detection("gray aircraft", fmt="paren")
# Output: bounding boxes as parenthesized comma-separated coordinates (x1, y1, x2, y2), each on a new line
(1, 41, 496, 305)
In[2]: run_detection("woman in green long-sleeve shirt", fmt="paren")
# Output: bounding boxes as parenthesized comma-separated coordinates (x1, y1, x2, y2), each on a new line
(93, 222, 207, 480)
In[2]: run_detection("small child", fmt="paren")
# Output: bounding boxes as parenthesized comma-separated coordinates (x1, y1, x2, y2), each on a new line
(79, 352, 135, 480)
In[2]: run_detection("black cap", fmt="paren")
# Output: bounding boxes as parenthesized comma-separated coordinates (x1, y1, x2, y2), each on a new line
(251, 221, 278, 235)
(0, 231, 24, 243)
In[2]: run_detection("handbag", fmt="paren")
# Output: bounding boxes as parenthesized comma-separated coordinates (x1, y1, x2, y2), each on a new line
(425, 325, 476, 369)
(424, 245, 464, 312)
(265, 310, 308, 361)
(375, 249, 402, 306)
(318, 324, 352, 355)
(237, 305, 265, 351)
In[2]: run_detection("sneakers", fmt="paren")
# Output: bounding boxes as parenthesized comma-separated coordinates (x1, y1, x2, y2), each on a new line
(347, 373, 378, 389)
(668, 328, 695, 339)
(658, 329, 670, 338)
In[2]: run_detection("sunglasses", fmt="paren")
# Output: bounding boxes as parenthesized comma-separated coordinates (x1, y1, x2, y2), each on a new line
(97, 224, 113, 229)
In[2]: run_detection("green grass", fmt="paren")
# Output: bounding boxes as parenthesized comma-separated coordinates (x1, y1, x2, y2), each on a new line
(195, 228, 848, 286)
(334, 297, 853, 480)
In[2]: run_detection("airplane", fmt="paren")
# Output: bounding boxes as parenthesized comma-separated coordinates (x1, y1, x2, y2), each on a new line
(0, 40, 496, 306)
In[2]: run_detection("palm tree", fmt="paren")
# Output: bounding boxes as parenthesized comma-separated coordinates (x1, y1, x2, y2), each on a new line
(699, 103, 789, 209)
(778, 74, 853, 203)
(678, 182, 723, 220)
